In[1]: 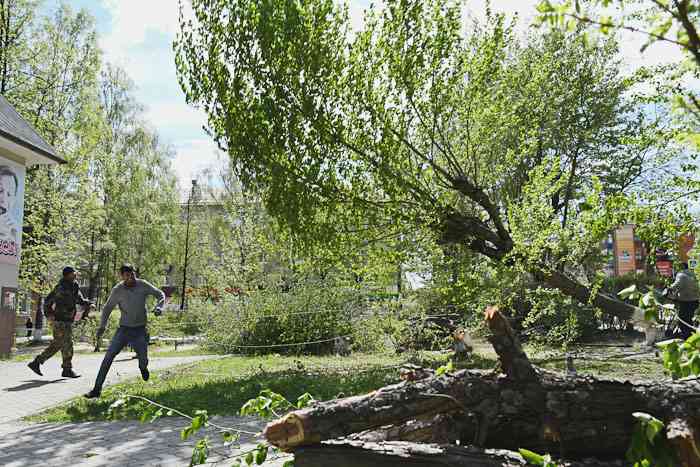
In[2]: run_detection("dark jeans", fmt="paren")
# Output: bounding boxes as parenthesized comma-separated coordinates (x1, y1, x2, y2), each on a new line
(678, 301, 698, 340)
(93, 326, 148, 391)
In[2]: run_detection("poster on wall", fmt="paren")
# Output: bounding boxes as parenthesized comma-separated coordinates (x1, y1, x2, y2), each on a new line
(0, 157, 25, 265)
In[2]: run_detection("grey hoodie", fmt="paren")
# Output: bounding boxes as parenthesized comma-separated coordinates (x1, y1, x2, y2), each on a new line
(670, 269, 700, 302)
(100, 279, 165, 329)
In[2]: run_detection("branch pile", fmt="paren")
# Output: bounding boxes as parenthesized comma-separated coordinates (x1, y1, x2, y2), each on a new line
(263, 306, 700, 466)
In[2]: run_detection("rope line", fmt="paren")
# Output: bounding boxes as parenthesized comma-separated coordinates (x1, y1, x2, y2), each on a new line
(222, 334, 354, 349)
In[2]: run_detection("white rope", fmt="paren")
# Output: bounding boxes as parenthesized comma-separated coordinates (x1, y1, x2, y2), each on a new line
(223, 334, 354, 349)
(673, 313, 700, 333)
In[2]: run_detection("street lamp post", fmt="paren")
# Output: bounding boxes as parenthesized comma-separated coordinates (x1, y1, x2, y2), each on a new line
(180, 179, 197, 311)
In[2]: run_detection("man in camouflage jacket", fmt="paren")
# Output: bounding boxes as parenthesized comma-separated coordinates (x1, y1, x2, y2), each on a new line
(28, 266, 93, 378)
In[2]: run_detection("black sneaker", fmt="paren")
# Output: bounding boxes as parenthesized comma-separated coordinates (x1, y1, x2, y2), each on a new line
(28, 360, 42, 376)
(84, 389, 101, 399)
(140, 368, 150, 382)
(61, 369, 80, 378)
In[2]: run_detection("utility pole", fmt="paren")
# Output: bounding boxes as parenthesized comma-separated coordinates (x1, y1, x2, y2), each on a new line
(180, 179, 197, 311)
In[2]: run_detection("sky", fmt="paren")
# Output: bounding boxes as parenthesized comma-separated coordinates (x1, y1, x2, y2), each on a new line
(61, 0, 684, 195)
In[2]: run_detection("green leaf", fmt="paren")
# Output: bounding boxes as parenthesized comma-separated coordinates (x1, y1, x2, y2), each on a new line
(519, 448, 545, 465)
(436, 360, 454, 376)
(282, 461, 295, 467)
(140, 408, 152, 424)
(150, 408, 164, 423)
(245, 452, 254, 466)
(296, 393, 316, 409)
(656, 338, 680, 348)
(685, 332, 700, 348)
(255, 444, 268, 465)
(181, 427, 194, 441)
(536, 1, 555, 14)
(618, 284, 637, 300)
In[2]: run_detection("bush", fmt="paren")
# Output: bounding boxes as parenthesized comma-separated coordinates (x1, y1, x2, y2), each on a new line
(147, 310, 204, 338)
(201, 280, 362, 355)
(520, 287, 599, 347)
(601, 272, 667, 297)
(351, 300, 407, 353)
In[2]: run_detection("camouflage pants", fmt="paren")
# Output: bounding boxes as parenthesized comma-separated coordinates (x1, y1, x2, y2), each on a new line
(36, 321, 74, 369)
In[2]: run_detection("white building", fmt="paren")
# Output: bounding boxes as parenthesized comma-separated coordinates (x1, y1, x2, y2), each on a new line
(0, 95, 64, 354)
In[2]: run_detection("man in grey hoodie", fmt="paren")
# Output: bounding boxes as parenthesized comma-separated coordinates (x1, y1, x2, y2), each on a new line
(668, 262, 700, 340)
(85, 264, 165, 399)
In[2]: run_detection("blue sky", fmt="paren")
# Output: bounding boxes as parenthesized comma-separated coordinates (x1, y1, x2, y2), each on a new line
(60, 0, 682, 194)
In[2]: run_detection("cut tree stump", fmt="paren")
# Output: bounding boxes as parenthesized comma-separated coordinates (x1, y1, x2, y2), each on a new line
(263, 306, 700, 466)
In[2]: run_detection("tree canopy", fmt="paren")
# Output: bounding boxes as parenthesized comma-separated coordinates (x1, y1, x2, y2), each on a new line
(176, 0, 694, 318)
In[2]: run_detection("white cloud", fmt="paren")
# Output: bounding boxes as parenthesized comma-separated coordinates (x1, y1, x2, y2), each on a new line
(170, 138, 225, 195)
(96, 0, 685, 192)
(101, 0, 180, 50)
(145, 102, 208, 133)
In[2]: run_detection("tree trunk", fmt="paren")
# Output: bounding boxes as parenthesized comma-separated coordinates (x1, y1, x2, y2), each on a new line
(264, 308, 699, 464)
(264, 368, 700, 459)
(539, 269, 636, 321)
(294, 440, 626, 467)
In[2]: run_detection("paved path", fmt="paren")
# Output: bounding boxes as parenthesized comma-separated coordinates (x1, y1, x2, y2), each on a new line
(0, 353, 214, 423)
(0, 352, 290, 466)
(0, 416, 290, 467)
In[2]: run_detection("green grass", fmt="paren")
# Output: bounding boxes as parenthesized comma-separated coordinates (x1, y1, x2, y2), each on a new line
(26, 343, 669, 424)
(27, 352, 494, 423)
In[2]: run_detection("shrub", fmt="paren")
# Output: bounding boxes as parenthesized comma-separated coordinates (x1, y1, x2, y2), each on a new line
(521, 287, 599, 347)
(201, 280, 361, 355)
(351, 300, 407, 353)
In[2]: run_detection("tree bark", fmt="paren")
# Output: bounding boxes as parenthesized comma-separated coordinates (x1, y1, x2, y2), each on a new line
(539, 269, 636, 321)
(264, 309, 698, 463)
(294, 440, 625, 467)
(264, 368, 700, 459)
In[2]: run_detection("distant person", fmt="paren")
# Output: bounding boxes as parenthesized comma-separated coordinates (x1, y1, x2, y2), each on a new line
(667, 262, 699, 340)
(85, 264, 165, 399)
(28, 266, 94, 378)
(25, 317, 33, 338)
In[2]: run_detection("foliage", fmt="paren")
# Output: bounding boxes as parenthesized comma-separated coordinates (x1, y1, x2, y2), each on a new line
(521, 287, 599, 347)
(350, 300, 407, 353)
(536, 0, 700, 130)
(519, 449, 557, 467)
(201, 279, 360, 355)
(176, 0, 687, 323)
(602, 273, 668, 298)
(618, 284, 700, 378)
(626, 412, 678, 467)
(657, 333, 700, 377)
(240, 389, 315, 419)
(0, 1, 183, 306)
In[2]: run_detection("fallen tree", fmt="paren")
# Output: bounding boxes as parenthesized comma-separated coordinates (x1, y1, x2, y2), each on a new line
(263, 307, 700, 466)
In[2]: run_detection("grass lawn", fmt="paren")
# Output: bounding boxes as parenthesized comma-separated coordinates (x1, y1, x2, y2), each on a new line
(27, 343, 669, 424)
